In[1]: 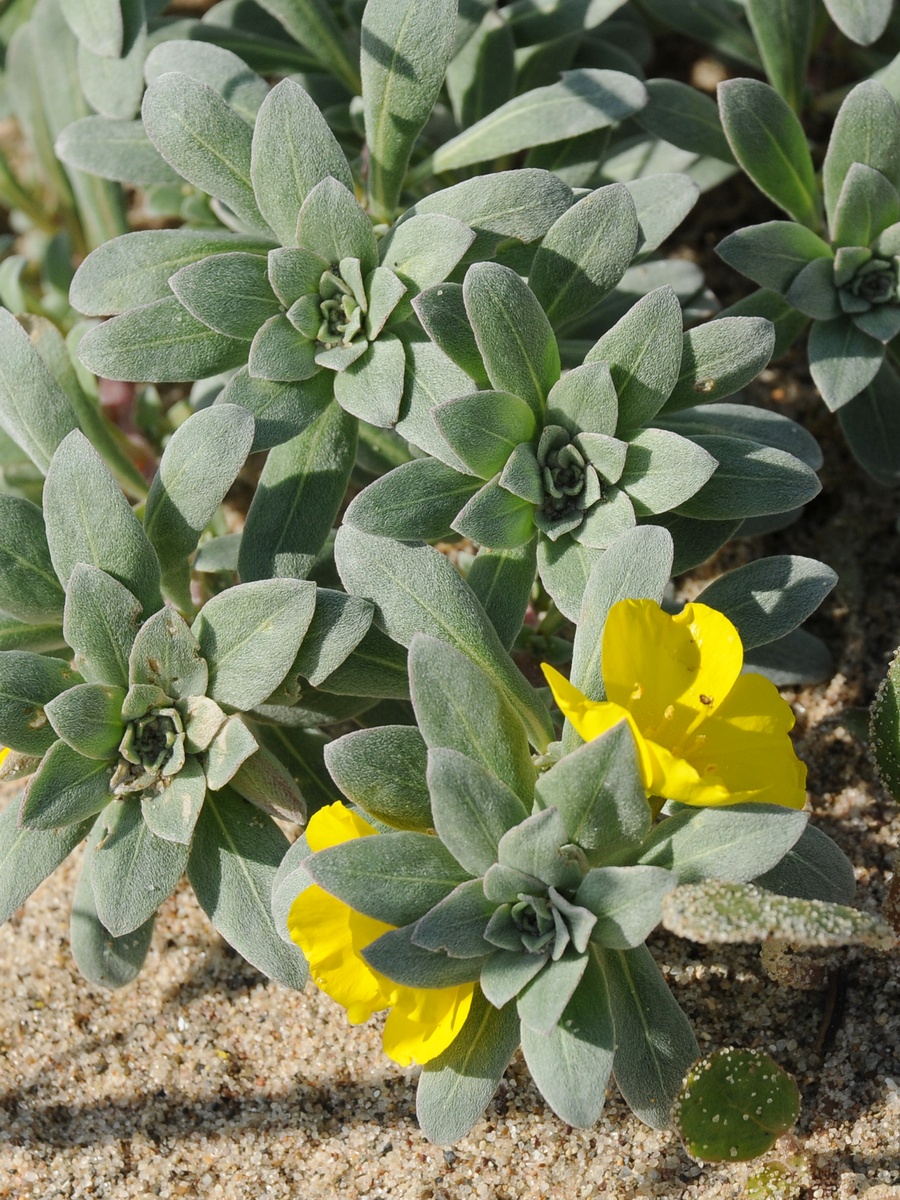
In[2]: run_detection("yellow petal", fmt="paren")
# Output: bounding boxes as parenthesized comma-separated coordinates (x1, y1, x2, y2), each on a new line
(674, 674, 807, 809)
(602, 599, 743, 750)
(306, 800, 378, 852)
(287, 884, 394, 1022)
(382, 981, 474, 1066)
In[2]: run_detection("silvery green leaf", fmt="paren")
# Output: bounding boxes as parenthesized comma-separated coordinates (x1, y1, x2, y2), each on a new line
(248, 314, 318, 382)
(416, 990, 520, 1144)
(141, 757, 207, 844)
(19, 740, 113, 830)
(145, 404, 254, 603)
(315, 622, 411, 699)
(620, 428, 717, 515)
(362, 923, 486, 988)
(128, 607, 208, 698)
(239, 400, 355, 581)
(217, 363, 333, 454)
(535, 723, 651, 854)
(657, 401, 823, 471)
(204, 715, 259, 790)
(406, 168, 573, 253)
(837, 360, 900, 483)
(345, 458, 481, 541)
(268, 245, 329, 307)
(121, 683, 167, 722)
(250, 78, 353, 246)
(661, 317, 775, 414)
(71, 838, 155, 989)
(585, 286, 683, 436)
(823, 0, 891, 44)
(181, 695, 227, 754)
(655, 512, 741, 576)
(44, 683, 125, 761)
(452, 477, 536, 549)
(675, 435, 820, 519)
(270, 831, 312, 945)
(662, 880, 895, 950)
(361, 0, 457, 218)
(252, 722, 335, 814)
(70, 229, 275, 316)
(59, 0, 125, 57)
(393, 332, 479, 468)
(696, 556, 836, 650)
(57, 116, 180, 185)
(535, 534, 601, 623)
(143, 38, 269, 124)
(253, 0, 360, 93)
(77, 297, 250, 384)
(335, 526, 554, 752)
(753, 824, 856, 905)
(0, 496, 65, 624)
(169, 252, 281, 339)
(90, 799, 188, 936)
(598, 943, 699, 1128)
(63, 564, 142, 689)
(433, 391, 536, 481)
(0, 308, 78, 475)
(431, 68, 647, 173)
(0, 795, 89, 923)
(332, 334, 406, 428)
(78, 17, 146, 121)
(230, 745, 306, 821)
(576, 865, 675, 948)
(188, 785, 308, 989)
(517, 949, 588, 1036)
(497, 807, 581, 890)
(568, 524, 673, 703)
(44, 431, 161, 616)
(832, 163, 900, 251)
(741, 626, 832, 687)
(526, 127, 611, 190)
(142, 72, 272, 236)
(446, 7, 515, 127)
(520, 949, 614, 1128)
(531, 183, 640, 329)
(636, 78, 733, 164)
(746, 0, 814, 113)
(464, 263, 559, 418)
(379, 214, 475, 296)
(808, 314, 885, 411)
(637, 804, 808, 884)
(413, 284, 490, 389)
(823, 81, 900, 226)
(308, 829, 471, 926)
(297, 176, 377, 273)
(784, 258, 840, 320)
(467, 541, 538, 652)
(0, 621, 66, 656)
(193, 578, 316, 710)
(427, 747, 528, 876)
(719, 78, 820, 229)
(365, 267, 408, 339)
(410, 634, 535, 803)
(716, 221, 833, 294)
(546, 362, 618, 437)
(291, 589, 373, 687)
(480, 947, 547, 1008)
(325, 725, 432, 831)
(853, 305, 900, 343)
(411, 879, 497, 957)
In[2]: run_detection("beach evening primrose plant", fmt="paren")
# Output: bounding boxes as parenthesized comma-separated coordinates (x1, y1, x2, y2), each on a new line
(288, 801, 473, 1066)
(543, 599, 807, 809)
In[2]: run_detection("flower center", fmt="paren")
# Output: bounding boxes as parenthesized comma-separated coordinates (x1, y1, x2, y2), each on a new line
(849, 258, 897, 305)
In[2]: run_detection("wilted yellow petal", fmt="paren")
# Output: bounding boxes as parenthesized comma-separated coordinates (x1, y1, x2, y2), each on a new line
(382, 981, 474, 1066)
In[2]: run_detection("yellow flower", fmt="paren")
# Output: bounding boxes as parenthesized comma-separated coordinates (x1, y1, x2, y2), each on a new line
(287, 802, 473, 1066)
(542, 598, 807, 809)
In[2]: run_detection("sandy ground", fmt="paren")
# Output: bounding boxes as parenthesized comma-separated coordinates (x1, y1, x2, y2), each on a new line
(1, 365, 900, 1199)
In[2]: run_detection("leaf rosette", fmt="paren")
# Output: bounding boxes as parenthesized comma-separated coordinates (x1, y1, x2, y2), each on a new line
(280, 608, 874, 1143)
